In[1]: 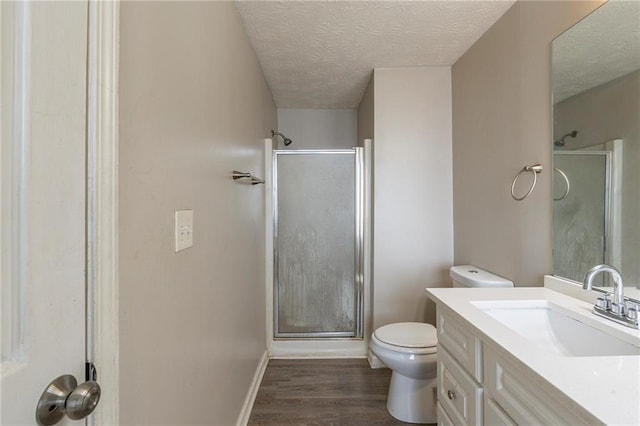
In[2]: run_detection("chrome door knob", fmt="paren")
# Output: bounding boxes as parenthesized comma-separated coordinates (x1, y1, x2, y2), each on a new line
(35, 375, 76, 426)
(36, 375, 101, 425)
(66, 381, 101, 420)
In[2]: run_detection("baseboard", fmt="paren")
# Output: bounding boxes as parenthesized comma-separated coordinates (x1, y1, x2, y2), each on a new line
(267, 339, 369, 358)
(236, 350, 269, 426)
(271, 354, 368, 359)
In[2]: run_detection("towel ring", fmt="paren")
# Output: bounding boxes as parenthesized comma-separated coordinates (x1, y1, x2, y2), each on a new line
(232, 170, 265, 185)
(553, 167, 570, 201)
(511, 164, 543, 201)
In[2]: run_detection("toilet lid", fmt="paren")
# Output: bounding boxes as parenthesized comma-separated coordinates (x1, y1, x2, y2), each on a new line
(374, 322, 437, 348)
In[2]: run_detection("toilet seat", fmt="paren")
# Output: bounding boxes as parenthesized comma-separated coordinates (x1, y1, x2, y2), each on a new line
(373, 322, 437, 355)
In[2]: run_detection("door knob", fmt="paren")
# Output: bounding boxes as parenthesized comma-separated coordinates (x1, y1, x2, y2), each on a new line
(66, 380, 101, 420)
(36, 375, 101, 425)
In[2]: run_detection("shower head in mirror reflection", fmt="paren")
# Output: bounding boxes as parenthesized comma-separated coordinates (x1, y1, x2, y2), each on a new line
(271, 130, 293, 147)
(554, 130, 578, 147)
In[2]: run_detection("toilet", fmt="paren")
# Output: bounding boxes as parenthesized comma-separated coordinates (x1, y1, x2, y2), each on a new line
(449, 264, 515, 289)
(369, 265, 513, 424)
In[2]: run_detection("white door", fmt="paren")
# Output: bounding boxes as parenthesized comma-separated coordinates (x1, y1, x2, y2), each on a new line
(1, 1, 90, 424)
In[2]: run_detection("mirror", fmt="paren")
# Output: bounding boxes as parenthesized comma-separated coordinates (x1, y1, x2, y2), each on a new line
(552, 0, 640, 298)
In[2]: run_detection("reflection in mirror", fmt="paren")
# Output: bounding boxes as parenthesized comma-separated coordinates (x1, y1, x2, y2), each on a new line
(552, 0, 640, 298)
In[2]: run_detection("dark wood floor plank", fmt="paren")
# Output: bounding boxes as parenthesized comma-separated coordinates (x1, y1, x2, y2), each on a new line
(248, 359, 413, 426)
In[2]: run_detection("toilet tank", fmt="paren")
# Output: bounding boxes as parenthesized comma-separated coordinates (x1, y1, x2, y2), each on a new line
(450, 265, 514, 288)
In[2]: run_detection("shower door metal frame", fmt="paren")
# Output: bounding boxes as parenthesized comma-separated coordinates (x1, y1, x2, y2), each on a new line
(553, 150, 612, 270)
(272, 148, 365, 339)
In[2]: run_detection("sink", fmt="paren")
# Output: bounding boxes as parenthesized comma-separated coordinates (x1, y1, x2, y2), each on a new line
(471, 300, 640, 357)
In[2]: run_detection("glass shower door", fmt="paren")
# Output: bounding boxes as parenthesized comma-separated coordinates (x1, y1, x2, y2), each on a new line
(273, 149, 363, 338)
(553, 151, 610, 284)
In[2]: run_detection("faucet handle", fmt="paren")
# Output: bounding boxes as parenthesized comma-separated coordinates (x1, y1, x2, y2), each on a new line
(596, 293, 611, 311)
(611, 302, 626, 316)
(625, 303, 640, 322)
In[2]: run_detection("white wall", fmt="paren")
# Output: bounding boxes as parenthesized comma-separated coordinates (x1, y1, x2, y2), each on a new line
(452, 1, 604, 286)
(118, 2, 275, 424)
(277, 108, 357, 149)
(357, 74, 375, 146)
(372, 67, 454, 329)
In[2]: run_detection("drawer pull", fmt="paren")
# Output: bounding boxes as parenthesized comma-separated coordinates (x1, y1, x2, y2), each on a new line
(447, 390, 456, 400)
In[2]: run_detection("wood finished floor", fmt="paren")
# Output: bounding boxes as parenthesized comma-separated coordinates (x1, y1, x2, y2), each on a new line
(248, 359, 413, 426)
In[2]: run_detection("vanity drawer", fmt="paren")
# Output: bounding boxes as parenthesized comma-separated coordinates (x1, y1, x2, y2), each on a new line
(483, 345, 598, 425)
(437, 307, 483, 381)
(438, 347, 483, 426)
(484, 396, 516, 426)
(437, 402, 455, 426)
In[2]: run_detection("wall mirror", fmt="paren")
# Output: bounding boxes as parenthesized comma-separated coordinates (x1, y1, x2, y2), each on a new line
(551, 0, 640, 298)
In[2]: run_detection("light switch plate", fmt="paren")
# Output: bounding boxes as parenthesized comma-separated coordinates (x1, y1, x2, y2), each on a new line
(175, 209, 194, 252)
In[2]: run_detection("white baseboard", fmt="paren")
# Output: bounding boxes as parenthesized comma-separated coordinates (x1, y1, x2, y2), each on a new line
(267, 339, 369, 358)
(271, 354, 368, 360)
(236, 350, 269, 426)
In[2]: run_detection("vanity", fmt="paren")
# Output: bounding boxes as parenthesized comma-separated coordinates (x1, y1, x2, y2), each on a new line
(426, 1, 640, 422)
(427, 277, 640, 426)
(428, 3, 639, 422)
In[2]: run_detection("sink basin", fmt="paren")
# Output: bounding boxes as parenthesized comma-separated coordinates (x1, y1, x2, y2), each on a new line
(471, 300, 640, 357)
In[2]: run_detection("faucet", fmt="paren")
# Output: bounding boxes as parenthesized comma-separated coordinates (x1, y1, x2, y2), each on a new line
(583, 264, 639, 329)
(583, 264, 625, 311)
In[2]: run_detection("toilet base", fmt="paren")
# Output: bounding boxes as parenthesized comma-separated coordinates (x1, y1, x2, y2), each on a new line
(387, 372, 437, 424)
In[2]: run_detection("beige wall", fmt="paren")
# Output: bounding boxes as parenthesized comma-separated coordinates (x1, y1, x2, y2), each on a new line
(373, 67, 453, 329)
(118, 2, 276, 424)
(277, 108, 357, 149)
(452, 1, 603, 286)
(357, 73, 375, 146)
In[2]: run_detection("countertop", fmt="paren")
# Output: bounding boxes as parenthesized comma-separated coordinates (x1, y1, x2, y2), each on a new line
(426, 286, 640, 426)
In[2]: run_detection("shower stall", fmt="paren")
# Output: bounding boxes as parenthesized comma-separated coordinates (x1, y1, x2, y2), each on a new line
(265, 140, 371, 352)
(553, 141, 622, 286)
(553, 151, 610, 283)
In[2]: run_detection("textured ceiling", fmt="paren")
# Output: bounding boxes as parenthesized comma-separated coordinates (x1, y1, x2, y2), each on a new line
(235, 1, 515, 108)
(552, 0, 640, 103)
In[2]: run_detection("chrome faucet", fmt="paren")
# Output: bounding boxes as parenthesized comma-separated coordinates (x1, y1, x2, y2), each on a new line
(583, 264, 625, 309)
(583, 264, 639, 329)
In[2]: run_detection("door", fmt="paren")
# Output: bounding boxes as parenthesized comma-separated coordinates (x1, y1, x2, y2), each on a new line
(1, 2, 90, 424)
(273, 149, 364, 338)
(553, 151, 610, 284)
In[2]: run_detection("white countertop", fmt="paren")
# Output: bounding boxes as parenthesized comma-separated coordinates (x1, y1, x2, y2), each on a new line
(426, 286, 640, 426)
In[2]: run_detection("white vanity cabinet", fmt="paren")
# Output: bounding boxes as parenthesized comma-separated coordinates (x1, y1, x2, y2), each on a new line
(436, 306, 599, 426)
(436, 308, 483, 425)
(437, 346, 483, 425)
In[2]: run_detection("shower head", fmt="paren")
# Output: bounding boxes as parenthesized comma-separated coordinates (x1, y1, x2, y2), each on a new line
(554, 130, 578, 147)
(271, 130, 293, 147)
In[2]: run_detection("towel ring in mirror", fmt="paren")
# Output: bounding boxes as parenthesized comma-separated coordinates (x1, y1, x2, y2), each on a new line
(553, 167, 570, 201)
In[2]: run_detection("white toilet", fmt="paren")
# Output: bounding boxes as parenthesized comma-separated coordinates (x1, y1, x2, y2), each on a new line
(369, 265, 513, 424)
(449, 264, 514, 289)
